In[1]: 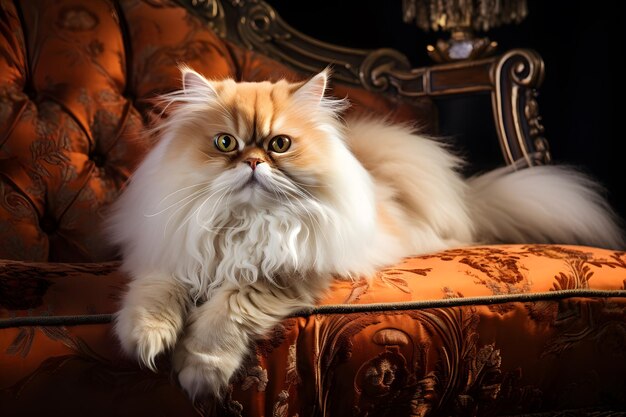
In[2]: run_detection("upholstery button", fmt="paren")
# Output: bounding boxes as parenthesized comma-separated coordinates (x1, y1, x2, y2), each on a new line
(90, 153, 106, 167)
(124, 92, 136, 101)
(40, 214, 58, 234)
(23, 84, 37, 100)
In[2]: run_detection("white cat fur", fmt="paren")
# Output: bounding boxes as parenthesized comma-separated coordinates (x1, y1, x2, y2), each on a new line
(110, 68, 623, 398)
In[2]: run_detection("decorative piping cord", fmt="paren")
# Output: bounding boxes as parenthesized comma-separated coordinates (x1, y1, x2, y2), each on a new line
(2, 289, 626, 328)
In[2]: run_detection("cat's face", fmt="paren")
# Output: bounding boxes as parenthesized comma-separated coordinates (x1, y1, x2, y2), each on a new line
(161, 68, 346, 207)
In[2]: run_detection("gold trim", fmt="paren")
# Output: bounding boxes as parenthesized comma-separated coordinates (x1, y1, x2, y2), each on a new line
(492, 75, 515, 164)
(491, 49, 547, 166)
(511, 83, 531, 166)
(525, 89, 551, 163)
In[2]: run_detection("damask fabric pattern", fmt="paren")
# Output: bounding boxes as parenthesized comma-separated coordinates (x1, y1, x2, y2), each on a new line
(1, 245, 626, 416)
(1, 1, 626, 417)
(0, 0, 436, 262)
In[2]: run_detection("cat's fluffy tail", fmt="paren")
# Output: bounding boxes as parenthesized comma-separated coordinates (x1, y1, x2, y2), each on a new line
(467, 164, 625, 249)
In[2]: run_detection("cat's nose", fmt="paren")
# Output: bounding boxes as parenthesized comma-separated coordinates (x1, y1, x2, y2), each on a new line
(244, 158, 264, 171)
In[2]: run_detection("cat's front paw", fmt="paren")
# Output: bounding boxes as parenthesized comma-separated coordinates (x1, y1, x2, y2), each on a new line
(114, 306, 181, 371)
(172, 338, 240, 399)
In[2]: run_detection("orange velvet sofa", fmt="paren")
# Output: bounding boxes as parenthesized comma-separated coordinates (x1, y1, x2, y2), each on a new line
(1, 1, 625, 416)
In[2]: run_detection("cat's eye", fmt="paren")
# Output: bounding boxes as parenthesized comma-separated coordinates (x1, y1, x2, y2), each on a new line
(268, 135, 291, 153)
(214, 133, 238, 152)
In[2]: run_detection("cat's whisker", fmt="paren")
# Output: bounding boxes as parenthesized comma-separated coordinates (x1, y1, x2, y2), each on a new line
(271, 174, 323, 204)
(266, 177, 320, 214)
(146, 181, 214, 217)
(269, 178, 339, 232)
(165, 182, 232, 231)
(172, 177, 238, 235)
(183, 185, 232, 232)
(268, 179, 306, 203)
(149, 186, 215, 239)
(279, 174, 327, 189)
(197, 185, 236, 233)
(200, 181, 239, 228)
(163, 187, 216, 235)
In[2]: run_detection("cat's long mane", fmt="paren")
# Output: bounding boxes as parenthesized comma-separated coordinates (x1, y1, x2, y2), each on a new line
(109, 69, 399, 301)
(110, 67, 623, 398)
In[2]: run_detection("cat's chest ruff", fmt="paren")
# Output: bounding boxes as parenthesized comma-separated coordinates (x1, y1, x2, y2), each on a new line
(210, 208, 306, 282)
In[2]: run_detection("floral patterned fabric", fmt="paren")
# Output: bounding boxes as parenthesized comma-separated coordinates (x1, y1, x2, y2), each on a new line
(0, 0, 436, 262)
(1, 245, 626, 416)
(1, 1, 625, 416)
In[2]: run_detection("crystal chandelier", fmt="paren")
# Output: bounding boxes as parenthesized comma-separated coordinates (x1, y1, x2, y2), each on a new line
(402, 0, 528, 62)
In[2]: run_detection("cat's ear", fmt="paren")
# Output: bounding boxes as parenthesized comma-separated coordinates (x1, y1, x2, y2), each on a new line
(293, 69, 330, 107)
(179, 65, 217, 98)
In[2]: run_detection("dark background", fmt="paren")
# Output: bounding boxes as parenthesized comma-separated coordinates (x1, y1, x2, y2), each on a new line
(266, 0, 626, 226)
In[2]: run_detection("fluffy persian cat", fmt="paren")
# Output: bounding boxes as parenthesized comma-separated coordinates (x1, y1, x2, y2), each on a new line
(109, 66, 623, 398)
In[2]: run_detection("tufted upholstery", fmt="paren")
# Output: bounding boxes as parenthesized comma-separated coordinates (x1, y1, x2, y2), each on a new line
(2, 1, 626, 416)
(0, 0, 435, 262)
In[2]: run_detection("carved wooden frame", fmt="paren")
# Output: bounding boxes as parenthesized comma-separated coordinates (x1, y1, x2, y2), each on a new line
(177, 0, 550, 166)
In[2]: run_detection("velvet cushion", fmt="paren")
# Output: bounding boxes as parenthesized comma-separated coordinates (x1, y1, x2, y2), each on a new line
(0, 0, 436, 262)
(2, 244, 625, 416)
(2, 1, 625, 417)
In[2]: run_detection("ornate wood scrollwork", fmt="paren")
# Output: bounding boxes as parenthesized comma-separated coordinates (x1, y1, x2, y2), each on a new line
(178, 0, 550, 167)
(179, 0, 226, 37)
(358, 49, 416, 94)
(180, 0, 419, 89)
(492, 49, 550, 165)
